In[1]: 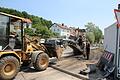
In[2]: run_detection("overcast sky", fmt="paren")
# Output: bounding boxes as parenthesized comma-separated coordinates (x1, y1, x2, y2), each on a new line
(0, 0, 120, 33)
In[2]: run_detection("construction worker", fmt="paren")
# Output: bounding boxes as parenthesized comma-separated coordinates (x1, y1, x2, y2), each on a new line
(86, 40, 90, 60)
(78, 35, 83, 46)
(82, 41, 86, 58)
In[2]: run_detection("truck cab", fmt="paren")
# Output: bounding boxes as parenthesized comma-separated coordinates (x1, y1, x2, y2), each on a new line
(0, 12, 32, 50)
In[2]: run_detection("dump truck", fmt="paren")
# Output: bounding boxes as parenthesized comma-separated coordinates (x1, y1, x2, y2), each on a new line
(0, 12, 64, 80)
(97, 5, 120, 80)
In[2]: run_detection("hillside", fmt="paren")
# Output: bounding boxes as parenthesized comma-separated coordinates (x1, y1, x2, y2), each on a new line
(0, 7, 54, 38)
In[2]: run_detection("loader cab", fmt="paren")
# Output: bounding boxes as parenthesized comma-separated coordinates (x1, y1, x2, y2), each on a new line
(0, 14, 9, 50)
(0, 12, 32, 50)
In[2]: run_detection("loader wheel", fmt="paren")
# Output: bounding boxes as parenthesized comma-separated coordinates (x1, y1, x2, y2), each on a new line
(33, 53, 49, 71)
(0, 56, 20, 80)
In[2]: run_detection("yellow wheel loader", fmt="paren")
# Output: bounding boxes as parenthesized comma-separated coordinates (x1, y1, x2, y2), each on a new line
(0, 12, 50, 80)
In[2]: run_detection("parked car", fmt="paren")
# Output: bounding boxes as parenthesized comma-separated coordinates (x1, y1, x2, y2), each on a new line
(40, 39, 45, 43)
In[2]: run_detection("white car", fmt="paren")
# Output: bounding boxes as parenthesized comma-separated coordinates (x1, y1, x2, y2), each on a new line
(40, 39, 45, 43)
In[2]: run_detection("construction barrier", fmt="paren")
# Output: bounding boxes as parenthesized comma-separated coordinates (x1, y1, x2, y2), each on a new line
(97, 51, 114, 71)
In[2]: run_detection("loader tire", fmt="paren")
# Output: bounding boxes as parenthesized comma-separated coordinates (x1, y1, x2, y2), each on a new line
(0, 56, 20, 80)
(33, 53, 49, 71)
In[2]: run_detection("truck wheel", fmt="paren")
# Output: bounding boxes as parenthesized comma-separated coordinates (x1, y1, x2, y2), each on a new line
(0, 56, 20, 80)
(33, 53, 49, 71)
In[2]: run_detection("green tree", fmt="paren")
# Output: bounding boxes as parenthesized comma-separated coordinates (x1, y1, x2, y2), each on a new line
(93, 27, 102, 43)
(85, 22, 95, 32)
(86, 32, 95, 44)
(35, 26, 51, 38)
(22, 11, 29, 18)
(85, 22, 103, 43)
(24, 28, 37, 36)
(0, 7, 53, 38)
(53, 32, 60, 37)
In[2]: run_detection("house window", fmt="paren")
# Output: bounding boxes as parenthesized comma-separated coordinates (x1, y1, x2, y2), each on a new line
(57, 29, 59, 31)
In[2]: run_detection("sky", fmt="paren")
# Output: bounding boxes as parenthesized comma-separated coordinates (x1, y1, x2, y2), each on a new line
(0, 0, 120, 33)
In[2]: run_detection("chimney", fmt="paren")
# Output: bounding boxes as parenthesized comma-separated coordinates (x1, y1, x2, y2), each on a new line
(62, 23, 64, 26)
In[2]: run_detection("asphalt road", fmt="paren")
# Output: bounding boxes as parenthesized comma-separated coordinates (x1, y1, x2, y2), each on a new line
(14, 67, 81, 80)
(14, 46, 82, 80)
(14, 46, 102, 80)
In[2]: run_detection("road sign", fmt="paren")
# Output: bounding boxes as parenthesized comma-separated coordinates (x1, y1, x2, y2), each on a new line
(114, 9, 120, 28)
(114, 9, 120, 78)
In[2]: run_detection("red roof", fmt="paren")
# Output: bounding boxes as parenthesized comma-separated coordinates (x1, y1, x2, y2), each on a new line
(57, 24, 70, 30)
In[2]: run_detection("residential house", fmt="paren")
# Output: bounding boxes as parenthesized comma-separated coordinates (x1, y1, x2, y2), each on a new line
(50, 23, 70, 39)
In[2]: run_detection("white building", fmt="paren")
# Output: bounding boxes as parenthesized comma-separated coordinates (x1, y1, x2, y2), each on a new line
(50, 23, 70, 39)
